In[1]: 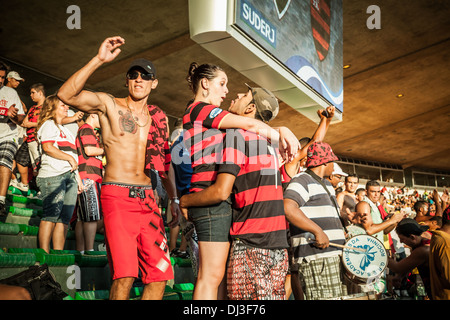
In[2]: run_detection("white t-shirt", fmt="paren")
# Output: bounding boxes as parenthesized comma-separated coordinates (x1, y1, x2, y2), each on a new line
(0, 86, 25, 143)
(63, 108, 80, 137)
(37, 120, 78, 178)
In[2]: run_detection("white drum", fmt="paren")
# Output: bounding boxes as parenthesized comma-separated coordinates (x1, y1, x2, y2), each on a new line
(341, 234, 387, 284)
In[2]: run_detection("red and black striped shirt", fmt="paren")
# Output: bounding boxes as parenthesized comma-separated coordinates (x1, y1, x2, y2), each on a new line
(76, 123, 103, 183)
(182, 102, 229, 193)
(25, 104, 42, 143)
(218, 129, 288, 249)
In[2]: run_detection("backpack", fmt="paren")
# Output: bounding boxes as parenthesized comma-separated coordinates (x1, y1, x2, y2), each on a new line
(0, 263, 67, 300)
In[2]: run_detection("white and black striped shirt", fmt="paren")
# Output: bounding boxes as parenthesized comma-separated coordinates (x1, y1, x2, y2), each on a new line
(284, 170, 346, 262)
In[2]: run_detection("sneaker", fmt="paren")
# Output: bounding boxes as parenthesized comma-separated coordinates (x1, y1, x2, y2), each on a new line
(16, 182, 29, 192)
(170, 248, 190, 259)
(177, 251, 190, 259)
(9, 179, 19, 188)
(170, 248, 181, 257)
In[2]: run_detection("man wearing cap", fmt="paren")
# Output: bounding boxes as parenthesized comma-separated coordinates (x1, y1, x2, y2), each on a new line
(326, 162, 348, 189)
(6, 71, 25, 96)
(5, 71, 28, 191)
(180, 85, 289, 300)
(57, 36, 179, 300)
(5, 71, 26, 113)
(283, 141, 348, 300)
(0, 61, 25, 218)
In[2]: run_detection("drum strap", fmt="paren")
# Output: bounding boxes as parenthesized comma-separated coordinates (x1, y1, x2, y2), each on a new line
(305, 169, 348, 233)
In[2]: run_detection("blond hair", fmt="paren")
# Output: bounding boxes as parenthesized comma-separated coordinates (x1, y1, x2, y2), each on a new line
(36, 94, 61, 133)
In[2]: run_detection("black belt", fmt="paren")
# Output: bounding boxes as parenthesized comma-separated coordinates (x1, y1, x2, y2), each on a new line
(102, 182, 152, 200)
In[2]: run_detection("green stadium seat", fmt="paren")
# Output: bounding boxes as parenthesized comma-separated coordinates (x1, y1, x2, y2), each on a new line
(0, 249, 36, 267)
(10, 207, 42, 217)
(17, 224, 39, 236)
(0, 223, 21, 235)
(75, 290, 110, 300)
(8, 248, 76, 266)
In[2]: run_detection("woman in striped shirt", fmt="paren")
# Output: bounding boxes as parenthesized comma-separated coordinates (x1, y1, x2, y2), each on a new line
(182, 62, 299, 300)
(36, 95, 82, 253)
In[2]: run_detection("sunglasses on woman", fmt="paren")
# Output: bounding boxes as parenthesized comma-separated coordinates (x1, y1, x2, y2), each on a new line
(126, 70, 155, 81)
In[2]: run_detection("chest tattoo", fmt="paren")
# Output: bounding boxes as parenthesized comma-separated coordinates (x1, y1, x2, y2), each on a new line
(118, 110, 138, 134)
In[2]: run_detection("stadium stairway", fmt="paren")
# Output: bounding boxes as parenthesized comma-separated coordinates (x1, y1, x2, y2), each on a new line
(0, 186, 195, 300)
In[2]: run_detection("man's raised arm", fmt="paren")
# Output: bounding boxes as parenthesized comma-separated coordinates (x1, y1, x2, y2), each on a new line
(57, 36, 125, 113)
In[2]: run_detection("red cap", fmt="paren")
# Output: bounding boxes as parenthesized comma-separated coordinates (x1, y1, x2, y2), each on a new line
(306, 142, 338, 168)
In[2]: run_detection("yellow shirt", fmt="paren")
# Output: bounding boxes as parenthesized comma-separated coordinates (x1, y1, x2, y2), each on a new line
(429, 230, 450, 300)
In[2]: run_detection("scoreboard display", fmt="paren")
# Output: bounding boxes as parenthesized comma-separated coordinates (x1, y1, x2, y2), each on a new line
(189, 0, 343, 122)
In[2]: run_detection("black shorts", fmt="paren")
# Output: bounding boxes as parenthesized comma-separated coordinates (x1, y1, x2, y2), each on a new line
(15, 142, 31, 167)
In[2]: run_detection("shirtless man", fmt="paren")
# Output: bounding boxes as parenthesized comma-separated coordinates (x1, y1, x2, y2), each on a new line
(58, 36, 179, 300)
(337, 174, 359, 226)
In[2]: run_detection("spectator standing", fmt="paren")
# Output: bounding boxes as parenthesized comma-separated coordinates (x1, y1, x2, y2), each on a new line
(284, 142, 348, 300)
(167, 118, 189, 259)
(36, 94, 82, 253)
(57, 37, 180, 300)
(75, 113, 104, 253)
(0, 61, 25, 217)
(357, 180, 404, 245)
(182, 62, 298, 300)
(11, 83, 46, 192)
(337, 174, 359, 226)
(5, 71, 26, 113)
(181, 85, 289, 300)
(169, 117, 199, 277)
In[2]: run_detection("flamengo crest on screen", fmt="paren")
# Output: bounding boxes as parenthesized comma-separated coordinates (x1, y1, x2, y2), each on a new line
(310, 0, 331, 61)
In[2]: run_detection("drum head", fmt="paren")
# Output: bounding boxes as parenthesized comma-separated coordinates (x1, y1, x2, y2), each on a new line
(342, 234, 387, 282)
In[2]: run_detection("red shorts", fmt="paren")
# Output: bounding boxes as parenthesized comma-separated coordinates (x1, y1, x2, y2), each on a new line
(101, 183, 173, 284)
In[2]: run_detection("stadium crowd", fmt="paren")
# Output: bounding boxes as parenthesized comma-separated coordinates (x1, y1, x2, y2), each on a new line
(0, 38, 448, 301)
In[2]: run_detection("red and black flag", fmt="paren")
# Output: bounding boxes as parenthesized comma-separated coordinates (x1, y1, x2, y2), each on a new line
(310, 0, 331, 61)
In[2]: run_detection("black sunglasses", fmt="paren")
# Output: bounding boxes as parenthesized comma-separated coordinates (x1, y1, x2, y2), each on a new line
(126, 70, 155, 81)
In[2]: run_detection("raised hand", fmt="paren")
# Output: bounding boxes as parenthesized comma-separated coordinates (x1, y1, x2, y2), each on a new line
(97, 36, 125, 63)
(278, 126, 300, 162)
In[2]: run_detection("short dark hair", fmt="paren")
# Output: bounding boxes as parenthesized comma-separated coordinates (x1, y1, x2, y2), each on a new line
(345, 173, 359, 183)
(30, 83, 45, 96)
(430, 216, 443, 228)
(356, 188, 365, 196)
(413, 200, 428, 213)
(299, 137, 311, 149)
(365, 180, 380, 190)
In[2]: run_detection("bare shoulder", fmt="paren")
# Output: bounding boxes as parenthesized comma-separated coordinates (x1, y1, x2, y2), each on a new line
(336, 191, 345, 200)
(96, 92, 118, 108)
